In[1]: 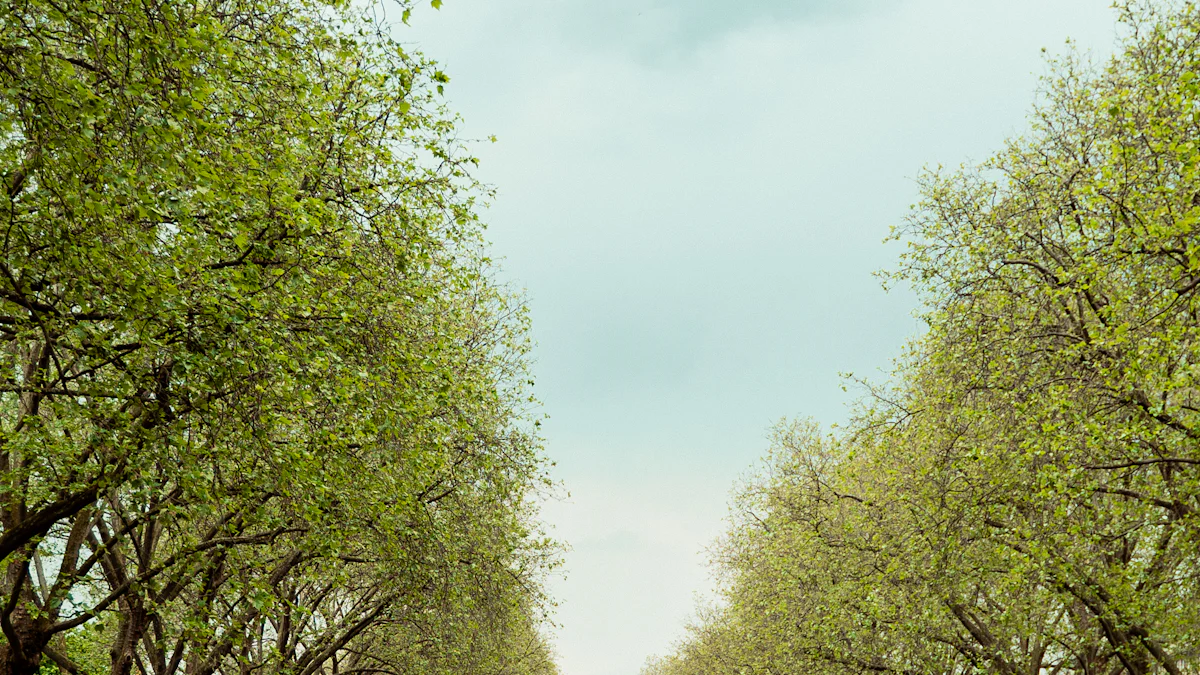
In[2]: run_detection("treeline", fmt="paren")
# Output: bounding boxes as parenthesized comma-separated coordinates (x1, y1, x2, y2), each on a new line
(0, 1, 558, 675)
(647, 2, 1200, 674)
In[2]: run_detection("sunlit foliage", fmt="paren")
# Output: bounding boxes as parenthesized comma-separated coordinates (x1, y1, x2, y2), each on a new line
(0, 1, 558, 673)
(648, 2, 1200, 673)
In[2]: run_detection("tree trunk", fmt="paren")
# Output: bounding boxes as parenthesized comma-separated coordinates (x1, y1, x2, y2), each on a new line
(0, 602, 50, 675)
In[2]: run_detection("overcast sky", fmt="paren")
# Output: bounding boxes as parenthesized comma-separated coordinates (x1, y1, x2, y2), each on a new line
(403, 3, 1121, 674)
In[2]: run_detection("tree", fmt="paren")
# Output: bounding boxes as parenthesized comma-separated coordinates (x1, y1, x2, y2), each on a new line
(648, 2, 1200, 673)
(0, 0, 558, 674)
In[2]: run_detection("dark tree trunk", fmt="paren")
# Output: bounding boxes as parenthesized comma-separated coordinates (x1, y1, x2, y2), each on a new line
(0, 603, 50, 675)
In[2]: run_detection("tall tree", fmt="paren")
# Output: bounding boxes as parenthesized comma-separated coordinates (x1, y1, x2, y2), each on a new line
(648, 2, 1200, 673)
(0, 0, 558, 673)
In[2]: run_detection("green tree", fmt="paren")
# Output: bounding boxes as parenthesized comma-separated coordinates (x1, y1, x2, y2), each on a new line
(0, 0, 558, 674)
(648, 1, 1200, 673)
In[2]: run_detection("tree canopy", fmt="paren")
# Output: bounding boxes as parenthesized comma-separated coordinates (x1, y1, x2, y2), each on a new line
(0, 0, 558, 674)
(646, 2, 1200, 674)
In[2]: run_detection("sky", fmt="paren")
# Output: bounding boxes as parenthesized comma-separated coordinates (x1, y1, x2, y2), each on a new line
(402, 2, 1122, 674)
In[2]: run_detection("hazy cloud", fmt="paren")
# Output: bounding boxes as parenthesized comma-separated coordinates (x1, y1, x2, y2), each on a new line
(405, 2, 1121, 673)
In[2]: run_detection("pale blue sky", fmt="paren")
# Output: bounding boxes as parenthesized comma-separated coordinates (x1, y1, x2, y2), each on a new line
(404, 3, 1120, 674)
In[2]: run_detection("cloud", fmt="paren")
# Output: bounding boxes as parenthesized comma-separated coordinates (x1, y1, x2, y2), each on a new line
(546, 0, 886, 60)
(539, 467, 736, 675)
(404, 1, 1121, 673)
(406, 0, 886, 67)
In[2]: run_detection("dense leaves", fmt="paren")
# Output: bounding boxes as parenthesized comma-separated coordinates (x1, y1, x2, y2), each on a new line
(647, 2, 1200, 674)
(0, 0, 558, 674)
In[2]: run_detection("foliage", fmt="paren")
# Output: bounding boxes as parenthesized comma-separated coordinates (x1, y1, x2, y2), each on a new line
(0, 0, 559, 674)
(647, 2, 1200, 674)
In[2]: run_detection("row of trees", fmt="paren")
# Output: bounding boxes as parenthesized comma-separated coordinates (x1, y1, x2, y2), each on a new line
(0, 0, 558, 674)
(647, 2, 1200, 674)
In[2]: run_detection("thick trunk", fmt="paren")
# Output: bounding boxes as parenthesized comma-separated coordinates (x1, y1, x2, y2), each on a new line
(0, 603, 50, 675)
(0, 645, 41, 675)
(112, 604, 150, 675)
